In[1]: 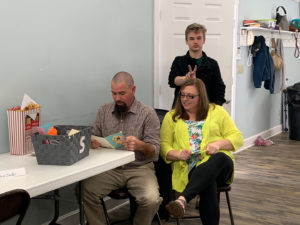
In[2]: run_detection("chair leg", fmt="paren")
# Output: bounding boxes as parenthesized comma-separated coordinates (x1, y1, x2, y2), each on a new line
(225, 191, 234, 225)
(129, 196, 137, 218)
(129, 196, 162, 225)
(176, 218, 181, 225)
(155, 212, 162, 225)
(100, 198, 111, 225)
(101, 195, 163, 225)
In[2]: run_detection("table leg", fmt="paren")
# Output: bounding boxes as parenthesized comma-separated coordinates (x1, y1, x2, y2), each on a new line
(49, 189, 60, 225)
(78, 181, 85, 225)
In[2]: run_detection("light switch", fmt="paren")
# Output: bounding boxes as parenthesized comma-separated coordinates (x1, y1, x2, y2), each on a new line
(237, 64, 244, 74)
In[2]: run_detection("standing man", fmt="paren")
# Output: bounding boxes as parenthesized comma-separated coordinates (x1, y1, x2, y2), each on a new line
(83, 71, 162, 225)
(169, 23, 226, 107)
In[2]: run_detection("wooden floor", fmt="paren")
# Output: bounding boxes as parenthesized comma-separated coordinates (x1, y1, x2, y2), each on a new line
(60, 132, 300, 225)
(227, 132, 300, 225)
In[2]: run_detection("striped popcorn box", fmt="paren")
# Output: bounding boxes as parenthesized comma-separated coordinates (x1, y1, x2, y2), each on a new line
(7, 107, 41, 155)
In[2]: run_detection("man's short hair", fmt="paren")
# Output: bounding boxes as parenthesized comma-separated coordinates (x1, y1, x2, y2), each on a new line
(112, 71, 134, 87)
(185, 23, 207, 40)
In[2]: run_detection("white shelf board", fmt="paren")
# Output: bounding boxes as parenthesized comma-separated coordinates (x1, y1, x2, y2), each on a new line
(240, 27, 299, 48)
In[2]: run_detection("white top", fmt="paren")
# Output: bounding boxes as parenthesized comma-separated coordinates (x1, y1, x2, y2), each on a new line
(0, 148, 135, 197)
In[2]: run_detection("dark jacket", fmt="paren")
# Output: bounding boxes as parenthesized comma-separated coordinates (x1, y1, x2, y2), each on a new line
(168, 51, 226, 107)
(252, 36, 275, 94)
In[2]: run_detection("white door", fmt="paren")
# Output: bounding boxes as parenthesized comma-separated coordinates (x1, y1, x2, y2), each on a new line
(154, 0, 238, 116)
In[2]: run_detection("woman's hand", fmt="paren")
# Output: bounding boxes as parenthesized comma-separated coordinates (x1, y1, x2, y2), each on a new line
(205, 139, 234, 155)
(178, 149, 192, 160)
(166, 149, 192, 161)
(205, 142, 220, 155)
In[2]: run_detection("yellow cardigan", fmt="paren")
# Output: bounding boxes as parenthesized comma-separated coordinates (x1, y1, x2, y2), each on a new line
(160, 105, 244, 192)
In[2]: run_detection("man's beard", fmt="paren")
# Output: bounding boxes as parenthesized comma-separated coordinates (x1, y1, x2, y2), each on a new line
(114, 102, 128, 120)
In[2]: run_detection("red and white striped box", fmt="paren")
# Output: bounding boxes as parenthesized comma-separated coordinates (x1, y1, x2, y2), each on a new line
(7, 107, 41, 155)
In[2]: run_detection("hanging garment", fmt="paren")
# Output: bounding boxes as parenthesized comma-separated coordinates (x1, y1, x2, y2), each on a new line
(252, 36, 275, 94)
(273, 39, 287, 94)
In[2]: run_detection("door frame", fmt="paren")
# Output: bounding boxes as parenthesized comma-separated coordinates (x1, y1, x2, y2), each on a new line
(153, 0, 239, 121)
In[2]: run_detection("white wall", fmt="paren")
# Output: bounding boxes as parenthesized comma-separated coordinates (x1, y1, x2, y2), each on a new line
(0, 0, 154, 155)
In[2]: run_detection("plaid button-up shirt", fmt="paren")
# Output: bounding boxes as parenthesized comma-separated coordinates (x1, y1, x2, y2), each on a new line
(93, 99, 160, 168)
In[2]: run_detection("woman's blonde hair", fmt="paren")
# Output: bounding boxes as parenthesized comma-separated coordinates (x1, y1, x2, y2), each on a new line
(172, 78, 211, 121)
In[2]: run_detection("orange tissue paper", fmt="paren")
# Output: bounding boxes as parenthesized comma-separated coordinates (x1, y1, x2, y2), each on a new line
(47, 127, 57, 135)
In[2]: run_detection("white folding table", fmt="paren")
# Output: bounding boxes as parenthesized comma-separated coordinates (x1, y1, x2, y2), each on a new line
(0, 148, 135, 224)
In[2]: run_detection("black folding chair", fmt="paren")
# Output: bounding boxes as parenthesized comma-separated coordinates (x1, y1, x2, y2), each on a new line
(0, 189, 30, 225)
(100, 188, 162, 225)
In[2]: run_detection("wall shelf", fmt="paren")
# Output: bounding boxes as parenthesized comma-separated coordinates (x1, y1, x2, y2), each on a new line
(240, 27, 299, 48)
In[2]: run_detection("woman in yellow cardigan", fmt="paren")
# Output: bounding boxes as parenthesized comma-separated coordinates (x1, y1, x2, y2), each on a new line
(160, 78, 243, 225)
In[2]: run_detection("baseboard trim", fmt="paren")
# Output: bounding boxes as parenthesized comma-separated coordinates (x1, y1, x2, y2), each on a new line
(235, 125, 282, 154)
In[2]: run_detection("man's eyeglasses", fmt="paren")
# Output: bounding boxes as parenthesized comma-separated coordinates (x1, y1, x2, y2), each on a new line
(179, 93, 199, 100)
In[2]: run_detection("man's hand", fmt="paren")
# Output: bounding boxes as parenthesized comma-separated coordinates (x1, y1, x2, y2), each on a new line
(90, 138, 102, 149)
(174, 65, 197, 86)
(186, 65, 197, 79)
(123, 136, 142, 151)
(123, 136, 156, 158)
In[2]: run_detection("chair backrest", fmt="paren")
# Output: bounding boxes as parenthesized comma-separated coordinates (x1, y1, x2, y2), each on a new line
(154, 109, 168, 125)
(0, 189, 30, 225)
(153, 108, 171, 220)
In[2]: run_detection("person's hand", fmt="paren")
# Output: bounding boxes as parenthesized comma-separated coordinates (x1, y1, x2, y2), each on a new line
(90, 138, 101, 149)
(186, 65, 197, 79)
(123, 136, 142, 151)
(205, 142, 220, 155)
(178, 149, 192, 160)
